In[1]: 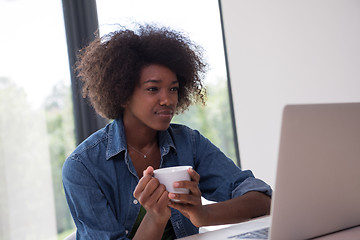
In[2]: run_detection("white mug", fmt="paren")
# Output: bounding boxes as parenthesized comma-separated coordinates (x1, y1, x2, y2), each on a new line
(153, 166, 192, 200)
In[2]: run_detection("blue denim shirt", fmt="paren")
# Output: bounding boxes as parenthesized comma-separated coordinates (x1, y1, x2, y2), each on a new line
(62, 119, 272, 240)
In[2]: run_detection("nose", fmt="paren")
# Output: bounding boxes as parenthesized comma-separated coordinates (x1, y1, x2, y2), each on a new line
(159, 89, 176, 106)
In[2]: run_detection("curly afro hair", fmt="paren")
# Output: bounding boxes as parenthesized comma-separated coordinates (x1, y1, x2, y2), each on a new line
(75, 24, 208, 120)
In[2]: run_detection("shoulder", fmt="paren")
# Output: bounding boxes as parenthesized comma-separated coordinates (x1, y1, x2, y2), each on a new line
(74, 124, 110, 155)
(166, 123, 211, 151)
(168, 123, 204, 144)
(62, 124, 111, 180)
(64, 122, 113, 169)
(168, 123, 201, 138)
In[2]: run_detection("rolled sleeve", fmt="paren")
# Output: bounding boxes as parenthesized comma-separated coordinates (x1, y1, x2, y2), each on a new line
(232, 177, 273, 198)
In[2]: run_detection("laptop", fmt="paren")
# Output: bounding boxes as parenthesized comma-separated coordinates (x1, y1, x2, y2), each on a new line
(179, 102, 360, 240)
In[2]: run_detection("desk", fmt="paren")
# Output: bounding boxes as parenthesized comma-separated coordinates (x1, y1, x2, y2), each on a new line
(313, 225, 360, 240)
(178, 217, 360, 240)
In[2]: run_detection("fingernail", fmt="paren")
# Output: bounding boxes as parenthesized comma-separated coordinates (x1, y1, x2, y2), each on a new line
(169, 193, 176, 198)
(174, 182, 180, 187)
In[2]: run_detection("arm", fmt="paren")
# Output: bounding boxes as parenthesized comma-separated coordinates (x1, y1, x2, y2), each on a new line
(64, 160, 171, 240)
(197, 191, 271, 226)
(168, 168, 271, 227)
(165, 126, 272, 228)
(132, 166, 172, 240)
(62, 159, 127, 239)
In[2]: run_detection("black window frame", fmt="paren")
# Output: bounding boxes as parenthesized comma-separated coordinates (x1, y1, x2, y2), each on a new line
(62, 0, 107, 145)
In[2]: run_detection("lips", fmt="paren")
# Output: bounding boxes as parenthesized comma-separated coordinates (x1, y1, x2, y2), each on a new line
(155, 107, 174, 117)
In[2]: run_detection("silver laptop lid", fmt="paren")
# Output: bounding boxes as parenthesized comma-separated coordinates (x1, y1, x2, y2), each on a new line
(270, 102, 360, 240)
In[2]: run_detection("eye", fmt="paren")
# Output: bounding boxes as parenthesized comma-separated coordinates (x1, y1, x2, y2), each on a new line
(170, 86, 179, 92)
(147, 87, 158, 92)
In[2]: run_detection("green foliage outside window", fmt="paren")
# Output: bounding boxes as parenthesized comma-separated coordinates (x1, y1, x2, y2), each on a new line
(44, 82, 76, 236)
(173, 79, 237, 163)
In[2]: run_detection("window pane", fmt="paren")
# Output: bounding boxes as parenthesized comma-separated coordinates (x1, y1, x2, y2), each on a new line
(0, 0, 75, 239)
(96, 0, 238, 163)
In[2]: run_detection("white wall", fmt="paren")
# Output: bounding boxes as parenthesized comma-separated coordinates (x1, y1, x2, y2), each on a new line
(220, 0, 360, 187)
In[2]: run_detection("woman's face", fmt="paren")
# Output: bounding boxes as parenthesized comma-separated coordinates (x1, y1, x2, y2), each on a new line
(123, 64, 179, 131)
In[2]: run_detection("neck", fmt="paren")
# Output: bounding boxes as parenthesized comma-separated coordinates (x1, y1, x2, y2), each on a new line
(123, 119, 158, 148)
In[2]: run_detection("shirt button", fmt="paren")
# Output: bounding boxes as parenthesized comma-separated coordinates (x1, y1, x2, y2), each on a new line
(133, 199, 138, 204)
(125, 230, 129, 235)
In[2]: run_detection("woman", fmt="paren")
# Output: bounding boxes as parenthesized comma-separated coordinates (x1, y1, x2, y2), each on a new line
(62, 24, 272, 240)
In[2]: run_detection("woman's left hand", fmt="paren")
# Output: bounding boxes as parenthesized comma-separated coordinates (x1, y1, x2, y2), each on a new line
(167, 168, 208, 227)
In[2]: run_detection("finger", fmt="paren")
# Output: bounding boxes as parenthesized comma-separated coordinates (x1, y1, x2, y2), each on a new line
(143, 166, 154, 177)
(156, 186, 170, 206)
(146, 189, 171, 216)
(188, 168, 200, 183)
(148, 183, 167, 203)
(142, 183, 169, 211)
(168, 192, 200, 205)
(173, 168, 200, 193)
(138, 177, 161, 202)
(167, 196, 192, 219)
(133, 174, 153, 198)
(167, 197, 182, 210)
(174, 180, 201, 197)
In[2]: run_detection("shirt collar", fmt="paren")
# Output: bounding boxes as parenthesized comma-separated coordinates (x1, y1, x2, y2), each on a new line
(158, 127, 177, 156)
(106, 119, 177, 161)
(106, 119, 127, 160)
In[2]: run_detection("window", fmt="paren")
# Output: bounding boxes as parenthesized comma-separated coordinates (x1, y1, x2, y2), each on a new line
(0, 0, 75, 238)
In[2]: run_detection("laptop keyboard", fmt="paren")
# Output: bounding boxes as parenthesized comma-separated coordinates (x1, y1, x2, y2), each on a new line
(227, 227, 269, 239)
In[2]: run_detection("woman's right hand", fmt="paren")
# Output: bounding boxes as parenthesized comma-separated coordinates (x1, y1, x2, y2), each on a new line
(133, 166, 171, 225)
